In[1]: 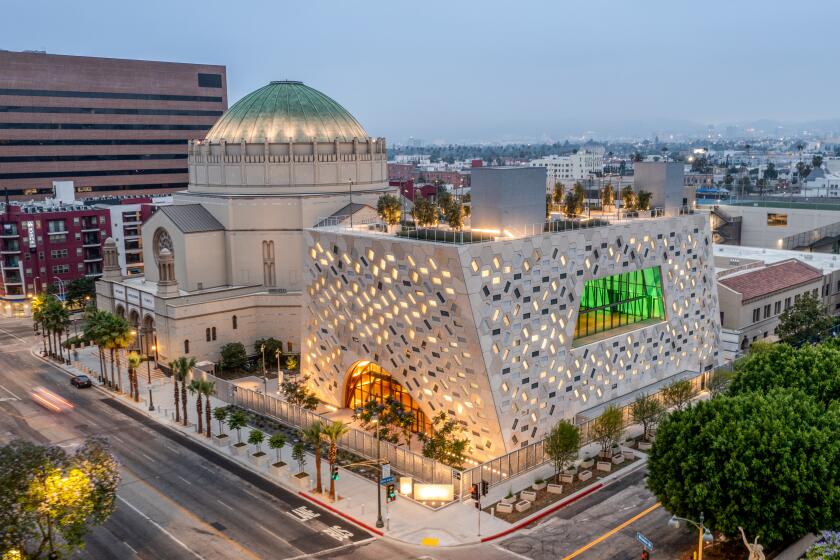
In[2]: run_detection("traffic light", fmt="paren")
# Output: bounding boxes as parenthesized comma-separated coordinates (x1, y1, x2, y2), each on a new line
(641, 549, 650, 560)
(386, 483, 396, 503)
(470, 483, 479, 501)
(331, 465, 339, 480)
(481, 480, 489, 496)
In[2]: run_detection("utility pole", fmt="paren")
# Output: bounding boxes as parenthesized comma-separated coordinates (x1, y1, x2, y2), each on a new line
(375, 415, 384, 528)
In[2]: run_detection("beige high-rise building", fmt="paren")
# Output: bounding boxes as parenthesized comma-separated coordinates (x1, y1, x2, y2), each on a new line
(96, 81, 391, 364)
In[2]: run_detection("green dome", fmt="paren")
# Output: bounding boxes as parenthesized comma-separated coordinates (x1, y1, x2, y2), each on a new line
(205, 81, 369, 143)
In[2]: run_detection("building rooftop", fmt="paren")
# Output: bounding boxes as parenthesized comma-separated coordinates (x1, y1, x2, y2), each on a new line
(157, 204, 223, 233)
(204, 81, 369, 144)
(713, 244, 840, 274)
(718, 258, 823, 302)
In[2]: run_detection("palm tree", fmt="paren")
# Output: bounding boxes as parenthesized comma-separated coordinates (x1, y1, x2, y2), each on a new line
(301, 422, 325, 494)
(127, 351, 142, 402)
(188, 379, 203, 434)
(322, 420, 349, 500)
(101, 313, 133, 392)
(201, 381, 215, 438)
(83, 308, 109, 383)
(168, 359, 182, 424)
(170, 356, 196, 427)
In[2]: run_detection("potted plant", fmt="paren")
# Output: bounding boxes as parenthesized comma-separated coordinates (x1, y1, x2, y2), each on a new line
(248, 429, 267, 467)
(212, 407, 230, 447)
(291, 442, 310, 489)
(228, 409, 248, 457)
(268, 432, 287, 477)
(532, 477, 547, 491)
(500, 488, 517, 506)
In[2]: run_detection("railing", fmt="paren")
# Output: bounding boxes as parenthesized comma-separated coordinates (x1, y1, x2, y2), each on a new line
(206, 375, 454, 487)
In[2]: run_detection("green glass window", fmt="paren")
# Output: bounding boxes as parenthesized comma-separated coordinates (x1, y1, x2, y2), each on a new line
(574, 266, 666, 341)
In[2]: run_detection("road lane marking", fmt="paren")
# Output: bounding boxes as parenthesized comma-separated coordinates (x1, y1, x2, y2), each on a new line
(216, 499, 234, 511)
(242, 488, 261, 500)
(561, 502, 661, 560)
(494, 544, 536, 560)
(257, 523, 297, 548)
(123, 540, 137, 554)
(117, 495, 205, 560)
(140, 453, 155, 463)
(177, 475, 192, 486)
(283, 538, 376, 560)
(0, 384, 21, 400)
(0, 327, 31, 344)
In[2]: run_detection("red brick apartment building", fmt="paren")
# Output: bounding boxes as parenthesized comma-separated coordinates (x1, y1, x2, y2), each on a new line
(0, 51, 226, 199)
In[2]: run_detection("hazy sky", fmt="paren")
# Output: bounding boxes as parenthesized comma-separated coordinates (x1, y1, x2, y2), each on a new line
(2, 0, 839, 142)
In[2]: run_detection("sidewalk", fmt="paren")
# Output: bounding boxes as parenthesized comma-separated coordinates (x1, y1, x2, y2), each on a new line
(50, 344, 647, 547)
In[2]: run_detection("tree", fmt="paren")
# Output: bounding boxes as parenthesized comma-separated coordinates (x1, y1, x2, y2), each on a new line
(661, 379, 697, 411)
(82, 308, 110, 385)
(126, 351, 142, 403)
(590, 405, 623, 458)
(376, 194, 402, 227)
(0, 437, 119, 559)
(707, 369, 733, 398)
(188, 380, 204, 435)
(647, 390, 840, 548)
(254, 338, 283, 368)
(776, 292, 834, 346)
(322, 421, 349, 500)
(219, 342, 247, 371)
(552, 182, 565, 208)
(620, 185, 635, 210)
(412, 197, 439, 227)
(280, 375, 319, 410)
(200, 381, 214, 438)
(170, 356, 196, 427)
(227, 409, 247, 444)
(724, 173, 734, 187)
(292, 442, 306, 474)
(545, 193, 553, 220)
(285, 354, 299, 371)
(601, 184, 615, 209)
(812, 155, 824, 169)
(100, 313, 133, 393)
(445, 198, 465, 230)
(563, 191, 582, 217)
(268, 433, 286, 465)
(763, 162, 778, 180)
(631, 394, 664, 441)
(417, 412, 470, 468)
(301, 422, 325, 493)
(636, 190, 652, 211)
(212, 407, 228, 436)
(248, 429, 265, 455)
(544, 420, 580, 482)
(65, 277, 96, 309)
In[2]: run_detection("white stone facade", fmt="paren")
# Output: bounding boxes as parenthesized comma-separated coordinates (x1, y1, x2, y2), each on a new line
(303, 214, 720, 460)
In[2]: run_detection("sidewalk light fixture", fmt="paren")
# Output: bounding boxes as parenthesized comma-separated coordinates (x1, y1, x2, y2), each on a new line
(667, 512, 713, 560)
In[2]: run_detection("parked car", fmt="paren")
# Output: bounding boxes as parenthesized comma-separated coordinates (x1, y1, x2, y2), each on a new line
(70, 375, 92, 389)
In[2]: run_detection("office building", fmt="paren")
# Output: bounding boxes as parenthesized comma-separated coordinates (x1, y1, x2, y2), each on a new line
(0, 50, 226, 199)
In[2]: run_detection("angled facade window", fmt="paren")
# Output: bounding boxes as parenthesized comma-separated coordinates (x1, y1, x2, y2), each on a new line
(574, 266, 666, 341)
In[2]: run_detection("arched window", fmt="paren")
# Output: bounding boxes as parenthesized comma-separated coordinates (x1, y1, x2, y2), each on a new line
(205, 328, 211, 342)
(262, 240, 276, 287)
(232, 315, 238, 330)
(212, 327, 217, 341)
(184, 340, 190, 354)
(345, 361, 430, 434)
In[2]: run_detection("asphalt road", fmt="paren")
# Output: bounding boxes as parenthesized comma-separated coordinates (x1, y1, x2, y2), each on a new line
(0, 317, 374, 559)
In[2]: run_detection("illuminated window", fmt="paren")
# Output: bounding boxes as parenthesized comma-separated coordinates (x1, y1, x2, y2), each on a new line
(767, 213, 788, 227)
(573, 266, 666, 341)
(345, 361, 431, 434)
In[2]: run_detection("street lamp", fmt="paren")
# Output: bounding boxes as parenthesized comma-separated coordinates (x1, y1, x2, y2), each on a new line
(260, 343, 267, 394)
(373, 414, 384, 529)
(668, 512, 713, 560)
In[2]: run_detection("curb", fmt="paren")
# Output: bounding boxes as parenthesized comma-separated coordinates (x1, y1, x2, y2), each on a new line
(297, 491, 385, 537)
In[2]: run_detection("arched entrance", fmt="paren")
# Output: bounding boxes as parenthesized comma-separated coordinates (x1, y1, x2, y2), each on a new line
(345, 361, 431, 434)
(142, 314, 156, 359)
(115, 304, 125, 319)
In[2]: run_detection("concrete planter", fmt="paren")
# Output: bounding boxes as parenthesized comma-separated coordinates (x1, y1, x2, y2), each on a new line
(500, 495, 517, 506)
(547, 483, 564, 495)
(293, 472, 310, 490)
(515, 500, 532, 513)
(270, 461, 288, 477)
(638, 441, 653, 451)
(250, 452, 267, 468)
(578, 470, 592, 482)
(231, 442, 248, 457)
(596, 461, 612, 473)
(532, 481, 547, 491)
(560, 473, 575, 484)
(213, 434, 230, 447)
(496, 502, 514, 514)
(579, 458, 594, 469)
(612, 454, 625, 465)
(622, 450, 636, 461)
(520, 490, 537, 502)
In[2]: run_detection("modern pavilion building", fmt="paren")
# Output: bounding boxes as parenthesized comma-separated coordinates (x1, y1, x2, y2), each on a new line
(303, 166, 721, 460)
(96, 81, 390, 364)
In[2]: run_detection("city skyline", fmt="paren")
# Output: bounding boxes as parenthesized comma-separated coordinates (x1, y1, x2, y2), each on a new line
(3, 0, 840, 143)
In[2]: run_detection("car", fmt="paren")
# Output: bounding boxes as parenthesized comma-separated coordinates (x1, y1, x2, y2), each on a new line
(70, 375, 92, 389)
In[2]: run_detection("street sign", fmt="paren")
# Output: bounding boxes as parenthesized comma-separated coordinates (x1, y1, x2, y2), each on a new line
(382, 463, 391, 479)
(379, 476, 394, 485)
(452, 470, 461, 481)
(636, 531, 654, 551)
